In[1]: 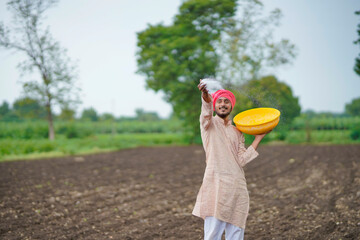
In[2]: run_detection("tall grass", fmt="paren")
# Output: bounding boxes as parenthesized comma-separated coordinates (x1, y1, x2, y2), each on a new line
(1, 115, 359, 161)
(291, 116, 360, 130)
(0, 133, 187, 161)
(0, 120, 184, 139)
(285, 130, 358, 144)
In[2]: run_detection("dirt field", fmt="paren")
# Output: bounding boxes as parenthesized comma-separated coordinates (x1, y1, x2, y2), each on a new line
(1, 145, 359, 240)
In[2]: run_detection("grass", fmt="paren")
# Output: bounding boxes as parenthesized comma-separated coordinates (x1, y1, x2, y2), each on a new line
(2, 130, 359, 162)
(0, 133, 188, 162)
(0, 120, 184, 139)
(285, 130, 360, 144)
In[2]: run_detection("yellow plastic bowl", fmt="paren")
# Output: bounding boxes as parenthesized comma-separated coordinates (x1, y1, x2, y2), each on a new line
(233, 108, 281, 135)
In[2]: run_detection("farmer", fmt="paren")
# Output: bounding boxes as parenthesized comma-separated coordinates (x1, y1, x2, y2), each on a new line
(193, 79, 269, 240)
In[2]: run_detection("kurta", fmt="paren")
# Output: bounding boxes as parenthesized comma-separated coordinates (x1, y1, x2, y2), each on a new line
(192, 96, 259, 229)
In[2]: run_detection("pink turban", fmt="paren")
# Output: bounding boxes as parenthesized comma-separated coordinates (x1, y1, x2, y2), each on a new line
(212, 89, 236, 109)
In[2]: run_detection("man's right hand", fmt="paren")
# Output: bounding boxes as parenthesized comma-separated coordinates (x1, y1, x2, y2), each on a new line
(198, 79, 211, 103)
(198, 79, 208, 93)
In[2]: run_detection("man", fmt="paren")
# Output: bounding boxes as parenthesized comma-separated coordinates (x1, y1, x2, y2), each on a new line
(192, 80, 269, 240)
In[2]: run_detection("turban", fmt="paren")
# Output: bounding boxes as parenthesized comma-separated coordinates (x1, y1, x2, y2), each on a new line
(212, 89, 236, 109)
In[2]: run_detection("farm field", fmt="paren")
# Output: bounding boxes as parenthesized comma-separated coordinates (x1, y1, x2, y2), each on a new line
(1, 116, 360, 161)
(0, 145, 359, 239)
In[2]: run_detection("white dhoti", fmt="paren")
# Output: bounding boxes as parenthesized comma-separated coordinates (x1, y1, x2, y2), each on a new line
(204, 216, 245, 240)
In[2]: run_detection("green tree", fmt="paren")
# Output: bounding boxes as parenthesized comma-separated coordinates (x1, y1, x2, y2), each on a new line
(0, 0, 80, 140)
(58, 106, 76, 121)
(232, 75, 301, 125)
(0, 100, 19, 121)
(13, 97, 47, 119)
(81, 108, 98, 122)
(137, 0, 297, 142)
(302, 109, 317, 119)
(216, 0, 296, 85)
(137, 0, 237, 142)
(354, 10, 360, 76)
(135, 108, 160, 121)
(100, 113, 115, 122)
(0, 101, 10, 117)
(345, 97, 360, 116)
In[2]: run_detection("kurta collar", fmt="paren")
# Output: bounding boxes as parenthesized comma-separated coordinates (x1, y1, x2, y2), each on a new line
(214, 115, 232, 126)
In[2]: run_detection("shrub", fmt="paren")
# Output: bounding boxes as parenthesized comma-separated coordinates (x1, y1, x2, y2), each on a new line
(38, 142, 55, 152)
(275, 130, 287, 141)
(350, 125, 360, 140)
(65, 125, 79, 139)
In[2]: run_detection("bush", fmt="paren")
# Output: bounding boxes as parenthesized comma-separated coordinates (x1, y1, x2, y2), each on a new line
(38, 142, 55, 152)
(57, 123, 93, 139)
(65, 125, 79, 139)
(350, 125, 360, 140)
(23, 125, 48, 139)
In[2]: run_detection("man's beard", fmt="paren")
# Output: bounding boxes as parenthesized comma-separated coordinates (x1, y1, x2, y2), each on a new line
(216, 111, 230, 118)
(215, 107, 232, 119)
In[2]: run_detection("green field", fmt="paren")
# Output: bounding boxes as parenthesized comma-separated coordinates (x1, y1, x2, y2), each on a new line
(0, 120, 184, 139)
(1, 116, 359, 161)
(0, 133, 187, 161)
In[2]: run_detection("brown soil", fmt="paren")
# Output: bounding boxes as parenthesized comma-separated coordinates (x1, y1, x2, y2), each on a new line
(0, 145, 359, 240)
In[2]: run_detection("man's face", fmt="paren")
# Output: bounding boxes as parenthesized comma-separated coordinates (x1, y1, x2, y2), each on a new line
(214, 97, 232, 119)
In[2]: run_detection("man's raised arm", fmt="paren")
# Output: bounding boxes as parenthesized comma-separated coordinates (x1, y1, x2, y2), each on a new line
(198, 79, 213, 130)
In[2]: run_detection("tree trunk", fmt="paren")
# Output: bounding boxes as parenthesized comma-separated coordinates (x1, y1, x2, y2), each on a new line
(46, 102, 55, 140)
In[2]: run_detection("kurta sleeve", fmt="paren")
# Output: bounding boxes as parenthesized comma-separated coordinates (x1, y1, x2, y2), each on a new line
(200, 95, 213, 130)
(237, 132, 259, 167)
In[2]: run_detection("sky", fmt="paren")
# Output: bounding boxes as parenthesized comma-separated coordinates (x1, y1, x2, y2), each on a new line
(0, 0, 359, 118)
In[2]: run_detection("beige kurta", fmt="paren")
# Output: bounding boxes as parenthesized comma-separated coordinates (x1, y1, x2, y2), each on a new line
(192, 96, 259, 229)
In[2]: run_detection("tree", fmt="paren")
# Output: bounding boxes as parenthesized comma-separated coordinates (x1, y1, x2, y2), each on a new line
(137, 0, 237, 142)
(0, 101, 10, 117)
(81, 108, 98, 122)
(100, 113, 115, 122)
(216, 0, 297, 85)
(0, 100, 19, 121)
(135, 108, 160, 121)
(354, 10, 360, 76)
(13, 96, 47, 119)
(0, 0, 80, 140)
(345, 97, 360, 116)
(137, 0, 297, 142)
(58, 106, 76, 121)
(232, 75, 301, 125)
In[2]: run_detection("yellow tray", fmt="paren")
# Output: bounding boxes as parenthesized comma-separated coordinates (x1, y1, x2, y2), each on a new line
(233, 108, 280, 135)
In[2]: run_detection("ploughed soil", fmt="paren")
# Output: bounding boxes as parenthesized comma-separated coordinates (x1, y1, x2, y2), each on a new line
(0, 145, 359, 240)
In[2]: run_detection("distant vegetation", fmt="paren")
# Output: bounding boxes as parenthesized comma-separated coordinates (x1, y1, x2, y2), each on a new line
(0, 120, 184, 140)
(1, 90, 360, 161)
(0, 0, 80, 140)
(0, 99, 189, 161)
(1, 111, 359, 161)
(0, 98, 164, 123)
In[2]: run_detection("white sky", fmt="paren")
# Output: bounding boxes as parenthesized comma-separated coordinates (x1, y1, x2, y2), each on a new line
(0, 0, 359, 118)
